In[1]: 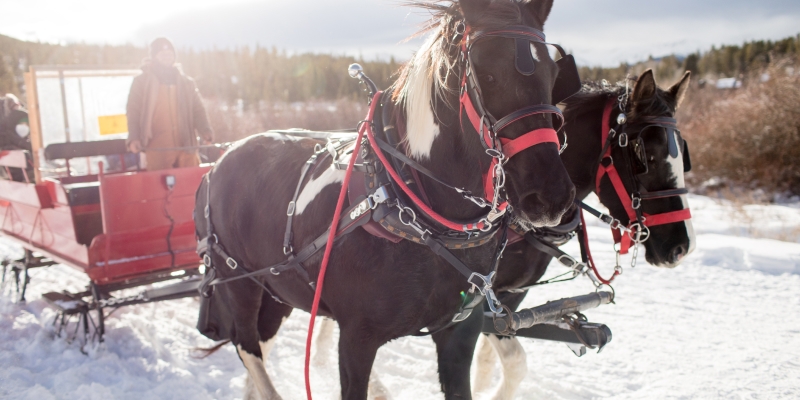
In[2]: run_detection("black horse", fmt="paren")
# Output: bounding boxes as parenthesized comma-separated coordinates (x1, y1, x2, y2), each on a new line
(317, 69, 696, 399)
(194, 1, 575, 399)
(449, 69, 695, 399)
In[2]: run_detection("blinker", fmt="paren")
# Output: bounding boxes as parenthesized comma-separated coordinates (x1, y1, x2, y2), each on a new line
(552, 54, 581, 105)
(515, 38, 536, 75)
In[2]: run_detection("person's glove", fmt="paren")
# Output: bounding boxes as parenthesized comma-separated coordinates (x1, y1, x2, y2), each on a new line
(129, 140, 142, 153)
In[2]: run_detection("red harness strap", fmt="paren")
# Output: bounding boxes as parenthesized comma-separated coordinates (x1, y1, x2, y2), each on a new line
(304, 92, 381, 400)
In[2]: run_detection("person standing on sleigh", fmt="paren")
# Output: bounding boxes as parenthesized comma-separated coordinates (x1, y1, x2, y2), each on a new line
(126, 37, 213, 170)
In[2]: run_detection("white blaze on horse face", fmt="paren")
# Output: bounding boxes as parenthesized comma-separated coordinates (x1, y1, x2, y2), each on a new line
(664, 133, 696, 266)
(295, 164, 345, 215)
(529, 42, 540, 62)
(402, 35, 440, 160)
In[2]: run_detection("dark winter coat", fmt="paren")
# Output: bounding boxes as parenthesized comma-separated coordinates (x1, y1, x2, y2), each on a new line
(125, 61, 213, 152)
(0, 96, 30, 151)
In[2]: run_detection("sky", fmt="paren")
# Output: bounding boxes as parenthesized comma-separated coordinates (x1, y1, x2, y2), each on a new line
(2, 0, 800, 67)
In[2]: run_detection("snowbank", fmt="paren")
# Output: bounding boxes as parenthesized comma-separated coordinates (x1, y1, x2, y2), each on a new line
(1, 194, 799, 399)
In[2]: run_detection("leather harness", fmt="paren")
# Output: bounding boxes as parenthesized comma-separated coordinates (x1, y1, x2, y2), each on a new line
(195, 24, 582, 326)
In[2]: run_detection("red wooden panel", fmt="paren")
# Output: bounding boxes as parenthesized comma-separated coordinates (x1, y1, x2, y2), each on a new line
(88, 221, 200, 284)
(0, 150, 28, 169)
(0, 180, 45, 207)
(44, 179, 70, 206)
(100, 166, 210, 205)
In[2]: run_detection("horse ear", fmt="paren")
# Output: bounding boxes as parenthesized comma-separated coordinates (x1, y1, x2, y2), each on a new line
(632, 69, 657, 104)
(525, 0, 555, 25)
(459, 0, 491, 24)
(668, 71, 691, 109)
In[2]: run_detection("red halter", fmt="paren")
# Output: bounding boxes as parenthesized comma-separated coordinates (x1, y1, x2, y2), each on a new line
(596, 99, 692, 254)
(458, 25, 563, 205)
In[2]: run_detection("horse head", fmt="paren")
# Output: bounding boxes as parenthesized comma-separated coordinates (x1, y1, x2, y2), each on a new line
(396, 0, 575, 229)
(601, 69, 695, 267)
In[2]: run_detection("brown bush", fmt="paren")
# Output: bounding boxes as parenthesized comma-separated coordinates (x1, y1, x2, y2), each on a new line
(679, 56, 800, 195)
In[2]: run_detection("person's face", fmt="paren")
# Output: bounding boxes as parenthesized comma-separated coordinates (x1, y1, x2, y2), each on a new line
(155, 49, 176, 67)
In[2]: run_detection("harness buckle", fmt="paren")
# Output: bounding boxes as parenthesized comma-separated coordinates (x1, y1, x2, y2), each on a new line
(631, 194, 642, 210)
(618, 133, 629, 147)
(468, 271, 502, 314)
(202, 254, 211, 267)
(226, 257, 238, 270)
(557, 254, 580, 269)
(283, 245, 293, 256)
(368, 186, 391, 208)
(286, 201, 296, 216)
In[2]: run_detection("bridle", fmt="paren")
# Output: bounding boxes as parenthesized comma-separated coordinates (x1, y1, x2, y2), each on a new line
(366, 22, 578, 234)
(456, 23, 571, 223)
(593, 96, 693, 257)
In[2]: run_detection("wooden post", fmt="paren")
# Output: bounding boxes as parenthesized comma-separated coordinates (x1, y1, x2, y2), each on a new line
(24, 67, 44, 184)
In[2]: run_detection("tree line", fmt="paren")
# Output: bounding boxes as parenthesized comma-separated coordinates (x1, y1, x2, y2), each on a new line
(579, 34, 800, 84)
(1, 32, 799, 106)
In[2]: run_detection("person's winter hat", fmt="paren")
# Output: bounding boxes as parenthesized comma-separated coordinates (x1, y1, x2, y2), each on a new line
(150, 37, 176, 58)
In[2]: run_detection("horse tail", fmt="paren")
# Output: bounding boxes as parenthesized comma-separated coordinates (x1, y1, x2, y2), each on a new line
(192, 340, 231, 359)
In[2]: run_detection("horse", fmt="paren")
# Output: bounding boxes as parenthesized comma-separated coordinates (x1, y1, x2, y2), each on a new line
(451, 69, 696, 399)
(193, 1, 576, 399)
(314, 69, 696, 399)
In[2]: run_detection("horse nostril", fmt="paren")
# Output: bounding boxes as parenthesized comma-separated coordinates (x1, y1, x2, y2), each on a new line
(670, 245, 686, 263)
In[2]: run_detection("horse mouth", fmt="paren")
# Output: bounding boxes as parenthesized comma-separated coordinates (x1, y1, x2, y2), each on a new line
(513, 211, 563, 229)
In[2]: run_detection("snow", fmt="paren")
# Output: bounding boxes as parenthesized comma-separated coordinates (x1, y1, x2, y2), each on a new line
(2, 194, 800, 399)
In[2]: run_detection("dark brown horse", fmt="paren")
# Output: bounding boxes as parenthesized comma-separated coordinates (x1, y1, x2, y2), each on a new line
(194, 1, 575, 399)
(316, 70, 696, 399)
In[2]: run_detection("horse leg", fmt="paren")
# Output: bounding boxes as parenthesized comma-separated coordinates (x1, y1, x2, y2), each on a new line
(472, 334, 498, 395)
(432, 308, 485, 399)
(484, 335, 527, 400)
(338, 326, 382, 400)
(312, 317, 337, 367)
(235, 290, 291, 400)
(313, 318, 389, 400)
(367, 366, 391, 400)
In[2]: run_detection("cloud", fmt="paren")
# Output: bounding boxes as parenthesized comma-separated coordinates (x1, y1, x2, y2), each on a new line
(133, 0, 429, 60)
(2, 0, 799, 66)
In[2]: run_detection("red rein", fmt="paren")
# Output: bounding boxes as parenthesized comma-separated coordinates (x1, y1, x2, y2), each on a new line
(304, 92, 380, 400)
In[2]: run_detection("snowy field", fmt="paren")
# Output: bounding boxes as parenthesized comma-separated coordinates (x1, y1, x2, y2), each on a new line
(1, 194, 799, 399)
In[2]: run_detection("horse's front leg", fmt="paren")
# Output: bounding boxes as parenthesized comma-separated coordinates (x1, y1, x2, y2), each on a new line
(431, 307, 485, 399)
(338, 325, 383, 400)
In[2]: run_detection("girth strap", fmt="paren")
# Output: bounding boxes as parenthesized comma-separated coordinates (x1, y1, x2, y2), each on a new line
(284, 151, 324, 255)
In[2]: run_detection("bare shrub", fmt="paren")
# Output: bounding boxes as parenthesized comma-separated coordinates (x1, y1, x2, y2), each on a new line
(679, 56, 800, 195)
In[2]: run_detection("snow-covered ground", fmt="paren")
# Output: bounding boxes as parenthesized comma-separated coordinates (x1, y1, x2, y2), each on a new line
(1, 194, 799, 399)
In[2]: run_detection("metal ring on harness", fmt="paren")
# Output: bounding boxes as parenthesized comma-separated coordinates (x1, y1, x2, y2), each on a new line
(595, 284, 616, 303)
(398, 206, 417, 226)
(628, 222, 651, 244)
(203, 254, 211, 267)
(226, 257, 238, 270)
(631, 194, 642, 210)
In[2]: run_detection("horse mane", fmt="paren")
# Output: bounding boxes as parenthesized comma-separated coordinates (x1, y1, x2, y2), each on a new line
(392, 0, 524, 106)
(390, 1, 524, 159)
(563, 76, 677, 120)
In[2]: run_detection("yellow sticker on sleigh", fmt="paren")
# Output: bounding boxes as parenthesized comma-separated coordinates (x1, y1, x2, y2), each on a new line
(98, 114, 128, 136)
